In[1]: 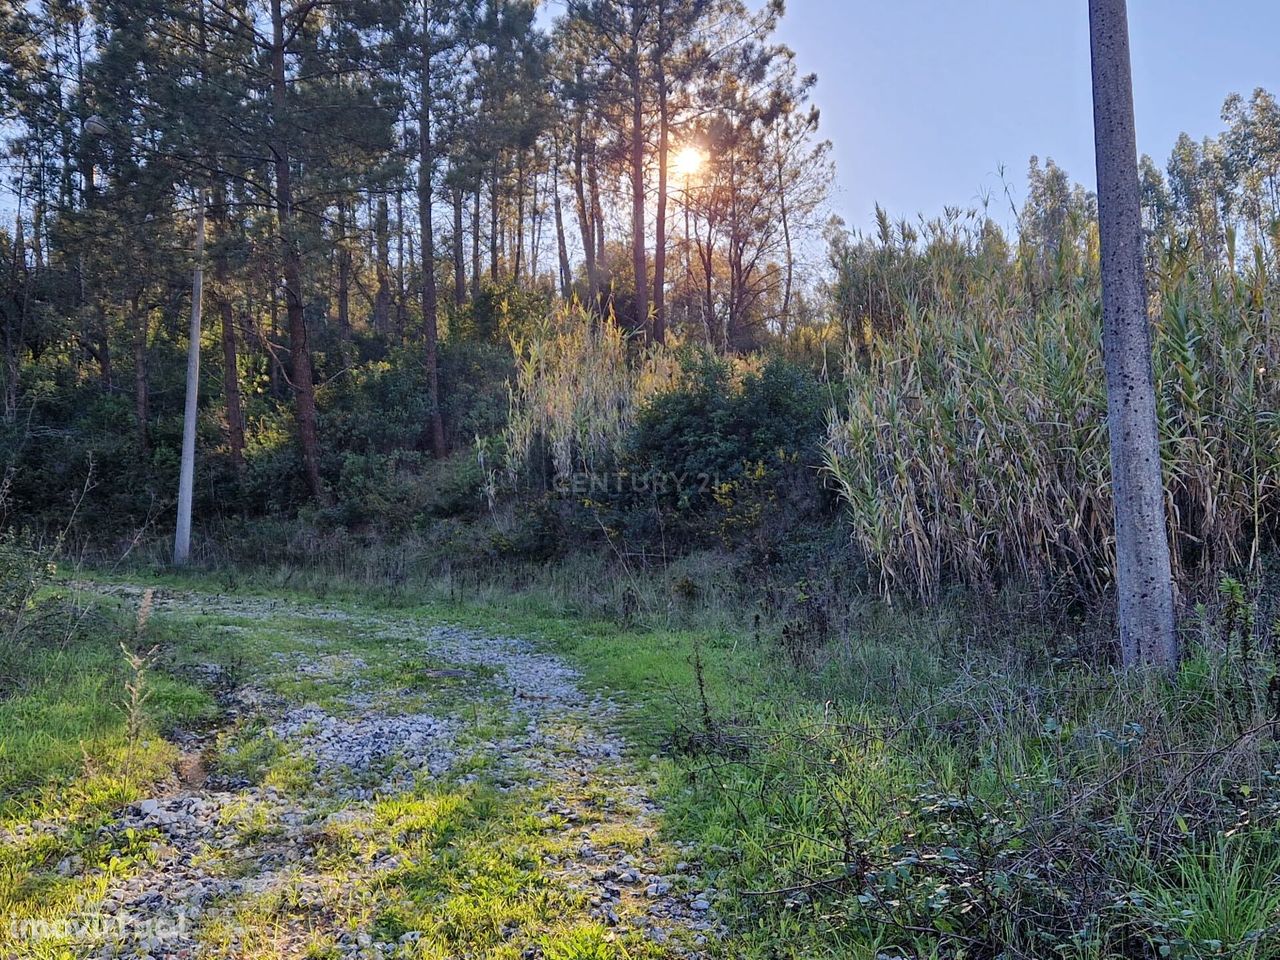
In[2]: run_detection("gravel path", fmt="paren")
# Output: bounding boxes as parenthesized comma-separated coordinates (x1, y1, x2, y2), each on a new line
(61, 586, 721, 960)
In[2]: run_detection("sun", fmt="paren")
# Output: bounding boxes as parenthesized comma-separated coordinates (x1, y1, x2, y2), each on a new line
(672, 145, 706, 180)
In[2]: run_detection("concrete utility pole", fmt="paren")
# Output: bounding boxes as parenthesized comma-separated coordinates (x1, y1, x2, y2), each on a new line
(174, 191, 206, 566)
(1088, 0, 1178, 671)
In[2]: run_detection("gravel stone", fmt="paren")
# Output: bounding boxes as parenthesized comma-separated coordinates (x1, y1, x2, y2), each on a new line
(64, 585, 723, 958)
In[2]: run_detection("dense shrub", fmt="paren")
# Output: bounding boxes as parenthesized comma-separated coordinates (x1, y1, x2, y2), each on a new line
(0, 384, 188, 537)
(0, 529, 56, 619)
(318, 342, 511, 458)
(455, 278, 554, 345)
(321, 354, 435, 457)
(626, 353, 827, 509)
(439, 341, 514, 445)
(535, 352, 833, 557)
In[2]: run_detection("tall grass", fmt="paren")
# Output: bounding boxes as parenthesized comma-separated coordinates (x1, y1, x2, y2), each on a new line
(824, 246, 1280, 603)
(667, 579, 1280, 959)
(502, 301, 680, 487)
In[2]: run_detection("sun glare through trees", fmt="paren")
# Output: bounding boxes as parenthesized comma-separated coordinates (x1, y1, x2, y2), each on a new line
(671, 144, 706, 182)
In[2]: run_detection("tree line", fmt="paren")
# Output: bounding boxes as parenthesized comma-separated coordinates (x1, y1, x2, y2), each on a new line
(0, 0, 833, 503)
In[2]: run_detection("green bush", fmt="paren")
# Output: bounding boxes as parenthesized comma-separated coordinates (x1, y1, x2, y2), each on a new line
(5, 416, 147, 537)
(234, 342, 513, 526)
(541, 351, 833, 558)
(625, 353, 827, 511)
(456, 278, 553, 345)
(0, 529, 56, 617)
(439, 341, 514, 445)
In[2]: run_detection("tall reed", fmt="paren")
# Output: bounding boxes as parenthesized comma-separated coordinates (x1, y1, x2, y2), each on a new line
(824, 251, 1280, 603)
(503, 301, 680, 486)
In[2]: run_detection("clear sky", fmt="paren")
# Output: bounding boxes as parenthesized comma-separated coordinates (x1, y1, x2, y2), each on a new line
(771, 0, 1280, 232)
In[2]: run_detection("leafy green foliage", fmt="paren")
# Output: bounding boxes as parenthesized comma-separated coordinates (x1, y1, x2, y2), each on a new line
(0, 528, 56, 616)
(626, 354, 826, 511)
(534, 352, 837, 556)
(457, 279, 555, 346)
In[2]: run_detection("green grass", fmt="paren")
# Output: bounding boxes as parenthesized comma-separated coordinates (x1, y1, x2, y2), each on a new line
(1126, 836, 1280, 958)
(78, 563, 787, 752)
(340, 781, 687, 960)
(0, 590, 218, 959)
(2, 572, 738, 958)
(14, 564, 1280, 959)
(0, 592, 216, 811)
(38, 566, 948, 960)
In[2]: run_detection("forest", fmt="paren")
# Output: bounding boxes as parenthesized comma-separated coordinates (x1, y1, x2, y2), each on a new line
(2, 0, 1280, 958)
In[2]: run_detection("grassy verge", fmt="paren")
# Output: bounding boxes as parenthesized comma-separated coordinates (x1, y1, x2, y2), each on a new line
(0, 589, 216, 814)
(76, 561, 789, 753)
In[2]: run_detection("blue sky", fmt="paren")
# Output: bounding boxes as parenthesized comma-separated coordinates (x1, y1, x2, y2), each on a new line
(771, 0, 1280, 231)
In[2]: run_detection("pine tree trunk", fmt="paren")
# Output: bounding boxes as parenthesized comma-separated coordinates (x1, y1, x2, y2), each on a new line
(452, 185, 466, 308)
(699, 239, 716, 349)
(214, 180, 245, 475)
(81, 136, 113, 389)
(514, 150, 525, 281)
(4, 212, 22, 421)
(1089, 0, 1177, 672)
(269, 281, 283, 400)
(419, 2, 446, 458)
(572, 116, 597, 302)
(652, 58, 669, 344)
(131, 293, 149, 454)
(590, 145, 606, 285)
(270, 0, 327, 504)
(530, 167, 541, 280)
(629, 46, 648, 332)
(94, 305, 113, 390)
(219, 296, 245, 475)
(336, 201, 351, 343)
(489, 162, 500, 282)
(554, 157, 572, 299)
(396, 187, 408, 337)
(2, 254, 18, 422)
(32, 199, 45, 269)
(2, 319, 16, 425)
(779, 147, 795, 328)
(471, 188, 482, 298)
(374, 192, 391, 334)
